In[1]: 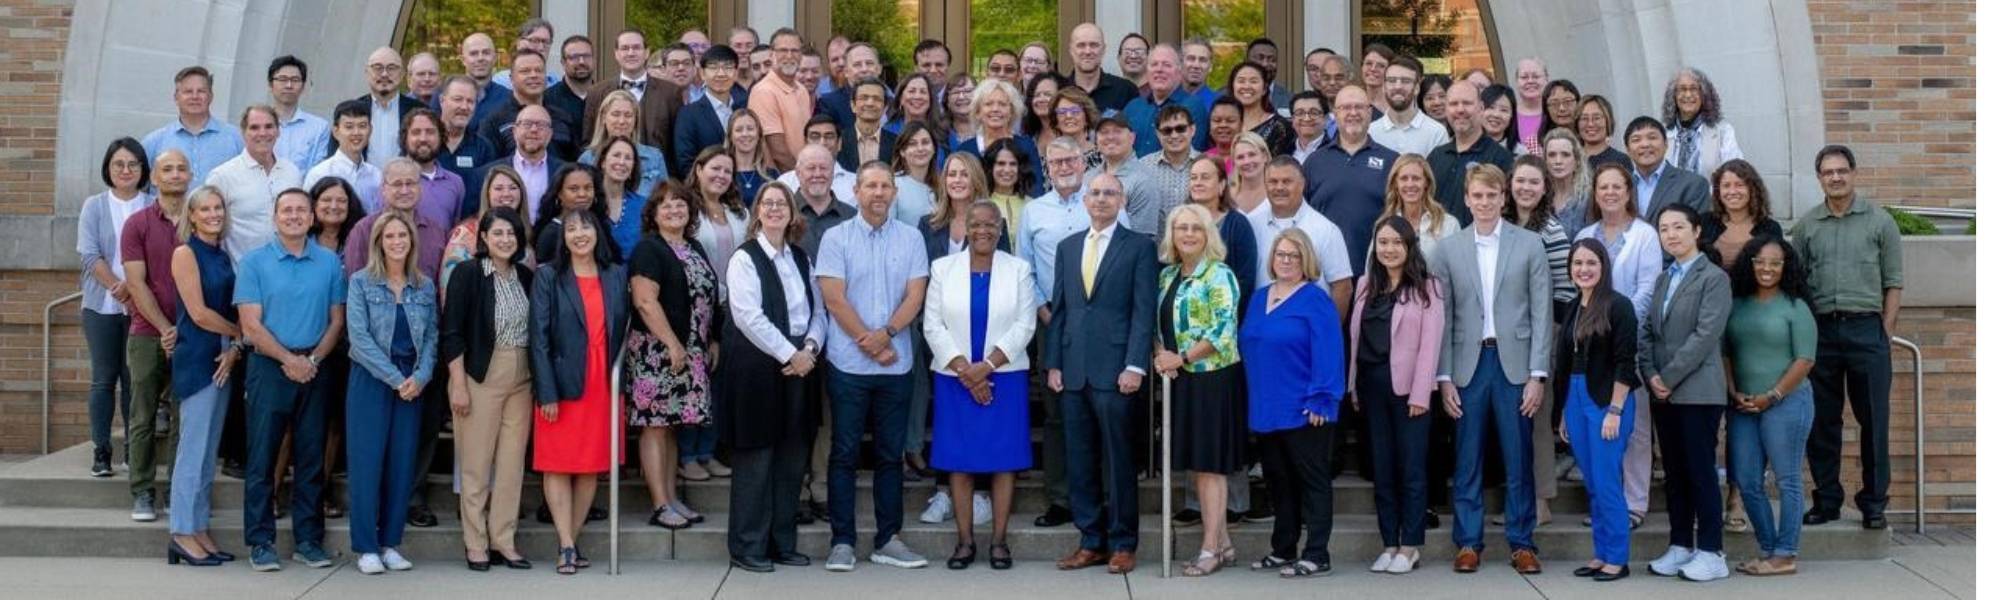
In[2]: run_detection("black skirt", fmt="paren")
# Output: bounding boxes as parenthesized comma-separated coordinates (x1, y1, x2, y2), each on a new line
(1171, 363, 1247, 474)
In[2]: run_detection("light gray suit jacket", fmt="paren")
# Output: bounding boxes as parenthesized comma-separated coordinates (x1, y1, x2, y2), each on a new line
(1432, 222, 1552, 387)
(1637, 255, 1733, 405)
(1641, 164, 1712, 225)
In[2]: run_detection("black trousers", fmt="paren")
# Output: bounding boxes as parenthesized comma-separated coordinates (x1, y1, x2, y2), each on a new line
(406, 375, 447, 508)
(1656, 402, 1724, 552)
(1807, 313, 1893, 516)
(1263, 423, 1334, 563)
(728, 431, 813, 560)
(1360, 364, 1430, 548)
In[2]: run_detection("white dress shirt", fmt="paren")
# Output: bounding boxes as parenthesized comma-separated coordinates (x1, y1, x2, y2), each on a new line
(1246, 202, 1354, 289)
(303, 151, 385, 214)
(727, 233, 827, 361)
(1473, 224, 1501, 340)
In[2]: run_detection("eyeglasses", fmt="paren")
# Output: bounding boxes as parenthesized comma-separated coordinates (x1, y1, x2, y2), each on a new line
(1046, 155, 1082, 167)
(368, 64, 402, 74)
(1384, 76, 1416, 86)
(1157, 124, 1190, 135)
(271, 76, 304, 85)
(1055, 106, 1085, 117)
(1273, 251, 1303, 262)
(565, 53, 593, 62)
(515, 121, 551, 131)
(1292, 109, 1326, 119)
(109, 160, 143, 172)
(989, 64, 1018, 74)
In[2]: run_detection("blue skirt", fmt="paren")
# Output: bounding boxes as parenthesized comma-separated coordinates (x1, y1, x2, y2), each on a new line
(929, 370, 1031, 473)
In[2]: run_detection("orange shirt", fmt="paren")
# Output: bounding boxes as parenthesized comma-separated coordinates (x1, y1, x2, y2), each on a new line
(747, 72, 813, 160)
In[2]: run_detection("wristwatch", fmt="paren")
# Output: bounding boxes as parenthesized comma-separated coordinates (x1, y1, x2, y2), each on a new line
(307, 354, 322, 367)
(1607, 403, 1625, 416)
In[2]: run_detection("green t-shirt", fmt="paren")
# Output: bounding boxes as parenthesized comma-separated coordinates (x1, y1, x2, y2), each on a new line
(1724, 294, 1818, 393)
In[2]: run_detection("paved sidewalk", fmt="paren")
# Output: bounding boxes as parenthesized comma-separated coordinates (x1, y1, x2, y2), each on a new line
(0, 540, 1971, 599)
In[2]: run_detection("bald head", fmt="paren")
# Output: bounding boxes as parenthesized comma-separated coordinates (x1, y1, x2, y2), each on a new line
(1333, 85, 1372, 138)
(366, 47, 405, 98)
(1083, 171, 1125, 227)
(383, 158, 422, 212)
(461, 33, 497, 79)
(796, 144, 835, 198)
(1069, 23, 1106, 74)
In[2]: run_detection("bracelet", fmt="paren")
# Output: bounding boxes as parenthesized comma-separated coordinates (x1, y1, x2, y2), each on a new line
(1607, 404, 1624, 416)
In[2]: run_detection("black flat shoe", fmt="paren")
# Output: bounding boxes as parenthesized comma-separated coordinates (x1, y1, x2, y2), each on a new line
(489, 550, 532, 570)
(1574, 565, 1604, 577)
(587, 506, 608, 522)
(466, 558, 491, 572)
(769, 550, 811, 567)
(1594, 565, 1629, 581)
(407, 505, 438, 528)
(1034, 505, 1072, 527)
(1425, 510, 1442, 530)
(946, 543, 976, 570)
(732, 555, 775, 573)
(1864, 514, 1888, 530)
(989, 543, 1013, 570)
(1803, 509, 1837, 525)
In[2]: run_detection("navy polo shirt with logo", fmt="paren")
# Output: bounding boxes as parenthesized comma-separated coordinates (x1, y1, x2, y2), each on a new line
(1303, 137, 1400, 277)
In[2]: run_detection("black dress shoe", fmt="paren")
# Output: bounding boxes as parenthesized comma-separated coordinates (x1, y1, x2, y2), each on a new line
(794, 510, 816, 526)
(407, 505, 438, 528)
(1172, 509, 1201, 525)
(489, 550, 532, 570)
(1593, 565, 1629, 581)
(1574, 565, 1603, 577)
(769, 550, 811, 567)
(808, 500, 830, 522)
(1803, 509, 1837, 525)
(732, 555, 775, 573)
(466, 558, 491, 572)
(587, 506, 608, 521)
(1864, 514, 1888, 530)
(1425, 510, 1442, 530)
(1034, 505, 1073, 527)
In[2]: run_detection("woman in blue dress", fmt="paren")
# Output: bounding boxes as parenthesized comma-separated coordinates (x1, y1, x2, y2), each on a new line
(921, 201, 1037, 570)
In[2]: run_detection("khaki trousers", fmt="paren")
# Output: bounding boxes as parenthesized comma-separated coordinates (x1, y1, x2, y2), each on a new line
(455, 347, 533, 554)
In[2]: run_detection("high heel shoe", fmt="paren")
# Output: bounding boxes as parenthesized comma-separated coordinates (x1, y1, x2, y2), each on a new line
(946, 543, 976, 570)
(167, 541, 223, 566)
(489, 549, 532, 570)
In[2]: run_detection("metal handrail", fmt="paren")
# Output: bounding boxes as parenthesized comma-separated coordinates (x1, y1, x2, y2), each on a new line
(41, 291, 83, 454)
(1159, 373, 1173, 578)
(1890, 336, 1925, 534)
(1885, 205, 1976, 221)
(608, 348, 626, 575)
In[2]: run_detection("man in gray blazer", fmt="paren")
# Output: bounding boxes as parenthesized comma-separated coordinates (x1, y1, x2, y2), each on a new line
(1043, 172, 1160, 575)
(1636, 203, 1734, 581)
(1626, 116, 1712, 224)
(1431, 164, 1550, 574)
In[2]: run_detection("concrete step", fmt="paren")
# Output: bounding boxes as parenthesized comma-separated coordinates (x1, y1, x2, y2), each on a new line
(0, 504, 1889, 564)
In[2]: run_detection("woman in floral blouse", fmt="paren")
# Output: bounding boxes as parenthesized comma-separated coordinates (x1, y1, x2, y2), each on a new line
(1152, 204, 1246, 576)
(624, 180, 723, 529)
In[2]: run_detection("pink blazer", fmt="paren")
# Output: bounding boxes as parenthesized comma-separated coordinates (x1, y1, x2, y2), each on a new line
(1347, 274, 1447, 408)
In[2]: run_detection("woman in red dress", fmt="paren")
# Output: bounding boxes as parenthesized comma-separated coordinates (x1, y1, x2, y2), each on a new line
(529, 207, 631, 575)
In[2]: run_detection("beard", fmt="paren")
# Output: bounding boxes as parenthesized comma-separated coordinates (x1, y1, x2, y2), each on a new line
(1387, 91, 1413, 112)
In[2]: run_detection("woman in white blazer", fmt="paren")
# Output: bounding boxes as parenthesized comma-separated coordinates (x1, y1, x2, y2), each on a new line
(921, 201, 1038, 570)
(1660, 68, 1744, 179)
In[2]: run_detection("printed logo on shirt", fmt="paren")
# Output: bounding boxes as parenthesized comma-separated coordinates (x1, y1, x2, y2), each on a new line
(1367, 156, 1385, 170)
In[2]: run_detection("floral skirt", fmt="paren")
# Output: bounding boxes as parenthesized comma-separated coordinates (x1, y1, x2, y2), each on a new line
(624, 330, 712, 427)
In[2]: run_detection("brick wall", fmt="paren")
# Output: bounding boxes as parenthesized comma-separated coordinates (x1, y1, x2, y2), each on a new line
(1809, 0, 1975, 209)
(0, 0, 69, 216)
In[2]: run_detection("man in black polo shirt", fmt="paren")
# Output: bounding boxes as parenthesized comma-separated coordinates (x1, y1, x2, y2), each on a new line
(1426, 80, 1513, 223)
(1067, 23, 1138, 116)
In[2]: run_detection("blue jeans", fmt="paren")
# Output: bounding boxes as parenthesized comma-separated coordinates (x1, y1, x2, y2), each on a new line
(169, 383, 229, 535)
(678, 424, 719, 463)
(1730, 384, 1814, 558)
(1451, 347, 1536, 552)
(243, 353, 328, 549)
(81, 309, 131, 452)
(1063, 386, 1140, 553)
(826, 369, 911, 548)
(1564, 375, 1633, 565)
(345, 366, 423, 554)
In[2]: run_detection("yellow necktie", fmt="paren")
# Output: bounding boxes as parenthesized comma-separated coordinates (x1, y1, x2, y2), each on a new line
(1082, 231, 1102, 298)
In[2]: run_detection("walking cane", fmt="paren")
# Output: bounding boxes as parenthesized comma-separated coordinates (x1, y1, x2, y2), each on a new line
(608, 349, 625, 575)
(1160, 371, 1172, 579)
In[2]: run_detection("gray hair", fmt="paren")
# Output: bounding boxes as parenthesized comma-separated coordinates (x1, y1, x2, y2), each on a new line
(970, 77, 1025, 132)
(1659, 67, 1723, 127)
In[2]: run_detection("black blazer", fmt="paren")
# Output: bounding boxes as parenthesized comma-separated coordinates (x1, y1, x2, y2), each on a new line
(528, 262, 631, 404)
(1041, 225, 1160, 392)
(1549, 292, 1641, 408)
(837, 124, 898, 173)
(628, 235, 718, 345)
(439, 259, 535, 382)
(672, 89, 748, 176)
(350, 94, 426, 163)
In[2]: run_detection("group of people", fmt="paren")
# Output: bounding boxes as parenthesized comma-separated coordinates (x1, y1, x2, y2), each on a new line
(75, 15, 1902, 583)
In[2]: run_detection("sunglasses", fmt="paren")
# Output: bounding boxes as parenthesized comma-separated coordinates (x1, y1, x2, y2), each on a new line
(1157, 124, 1190, 135)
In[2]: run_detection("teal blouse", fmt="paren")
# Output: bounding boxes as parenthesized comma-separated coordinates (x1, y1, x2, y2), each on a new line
(1158, 258, 1241, 372)
(1724, 294, 1818, 394)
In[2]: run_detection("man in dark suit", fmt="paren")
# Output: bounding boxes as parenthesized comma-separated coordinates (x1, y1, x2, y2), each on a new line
(1625, 116, 1712, 223)
(672, 45, 748, 176)
(835, 78, 896, 172)
(475, 105, 566, 222)
(815, 42, 884, 132)
(359, 46, 427, 170)
(1044, 172, 1159, 575)
(583, 29, 684, 169)
(476, 49, 580, 162)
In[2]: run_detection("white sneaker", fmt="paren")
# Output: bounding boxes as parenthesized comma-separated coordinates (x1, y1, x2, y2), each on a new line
(1648, 545, 1696, 577)
(356, 553, 385, 575)
(919, 490, 952, 523)
(972, 492, 993, 526)
(1678, 551, 1730, 582)
(1387, 551, 1418, 574)
(1370, 551, 1396, 573)
(381, 547, 413, 571)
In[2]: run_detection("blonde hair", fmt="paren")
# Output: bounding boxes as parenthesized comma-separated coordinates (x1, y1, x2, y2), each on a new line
(1266, 227, 1321, 283)
(1376, 154, 1451, 237)
(1541, 127, 1592, 203)
(364, 211, 426, 285)
(970, 78, 1024, 133)
(589, 89, 642, 150)
(1227, 131, 1270, 190)
(477, 165, 527, 221)
(1157, 203, 1227, 265)
(928, 152, 992, 229)
(177, 185, 229, 242)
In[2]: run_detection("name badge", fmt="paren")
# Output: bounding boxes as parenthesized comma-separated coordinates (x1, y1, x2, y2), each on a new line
(456, 156, 474, 168)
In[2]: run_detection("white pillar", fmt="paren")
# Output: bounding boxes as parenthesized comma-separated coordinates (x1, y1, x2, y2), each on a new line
(1303, 0, 1352, 58)
(541, 1, 590, 41)
(748, 2, 795, 39)
(1096, 0, 1143, 77)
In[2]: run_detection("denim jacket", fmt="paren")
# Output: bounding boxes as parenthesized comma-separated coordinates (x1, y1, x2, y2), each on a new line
(346, 270, 439, 388)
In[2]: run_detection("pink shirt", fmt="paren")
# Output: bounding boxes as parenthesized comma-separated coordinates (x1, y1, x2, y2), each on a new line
(747, 73, 813, 160)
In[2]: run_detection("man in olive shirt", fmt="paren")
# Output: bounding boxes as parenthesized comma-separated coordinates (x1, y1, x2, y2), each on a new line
(1791, 145, 1902, 531)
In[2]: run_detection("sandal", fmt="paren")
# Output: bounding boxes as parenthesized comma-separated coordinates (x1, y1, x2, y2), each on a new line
(1182, 549, 1224, 577)
(574, 549, 591, 569)
(1219, 546, 1238, 567)
(1249, 555, 1293, 571)
(989, 543, 1013, 570)
(1279, 559, 1330, 578)
(946, 543, 976, 570)
(1740, 557, 1797, 576)
(556, 547, 578, 575)
(670, 499, 705, 524)
(648, 505, 691, 530)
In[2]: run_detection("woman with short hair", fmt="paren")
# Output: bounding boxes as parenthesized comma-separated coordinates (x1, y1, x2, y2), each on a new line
(625, 181, 722, 530)
(1154, 204, 1246, 577)
(1240, 229, 1345, 579)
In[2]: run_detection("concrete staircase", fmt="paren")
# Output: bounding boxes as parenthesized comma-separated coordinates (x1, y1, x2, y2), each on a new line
(0, 442, 1888, 567)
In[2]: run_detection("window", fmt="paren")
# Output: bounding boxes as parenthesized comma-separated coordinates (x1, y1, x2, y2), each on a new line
(398, 0, 537, 75)
(1183, 0, 1266, 90)
(971, 0, 1059, 79)
(1359, 0, 1498, 76)
(626, 0, 708, 44)
(834, 0, 923, 80)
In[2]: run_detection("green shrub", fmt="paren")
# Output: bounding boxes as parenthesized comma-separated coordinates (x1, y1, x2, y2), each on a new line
(1886, 207, 1940, 236)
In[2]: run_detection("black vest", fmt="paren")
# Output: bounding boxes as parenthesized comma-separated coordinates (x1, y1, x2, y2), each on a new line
(737, 237, 814, 343)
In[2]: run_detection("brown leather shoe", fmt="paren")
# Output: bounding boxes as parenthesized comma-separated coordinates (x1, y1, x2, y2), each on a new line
(1056, 548, 1109, 570)
(1107, 550, 1136, 574)
(1453, 548, 1481, 573)
(1511, 549, 1542, 574)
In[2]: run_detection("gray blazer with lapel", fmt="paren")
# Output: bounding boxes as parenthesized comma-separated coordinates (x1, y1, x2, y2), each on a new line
(1642, 164, 1712, 224)
(1041, 225, 1160, 393)
(1432, 221, 1552, 386)
(1637, 255, 1732, 405)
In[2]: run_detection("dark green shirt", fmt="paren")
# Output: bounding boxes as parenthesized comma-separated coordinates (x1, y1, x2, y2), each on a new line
(1791, 196, 1903, 314)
